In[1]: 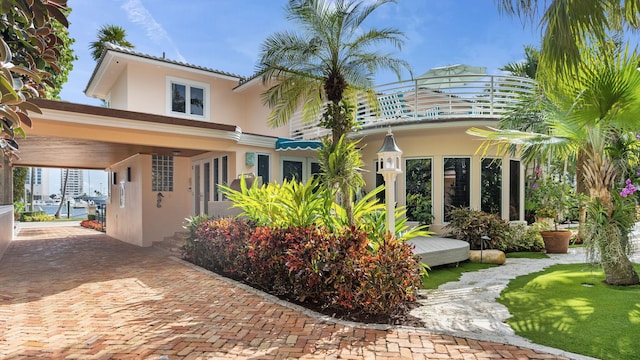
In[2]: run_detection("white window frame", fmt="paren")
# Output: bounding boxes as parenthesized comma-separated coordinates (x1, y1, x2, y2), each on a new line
(166, 76, 210, 120)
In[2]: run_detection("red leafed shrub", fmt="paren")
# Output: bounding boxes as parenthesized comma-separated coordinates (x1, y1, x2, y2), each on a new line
(80, 220, 104, 232)
(352, 235, 424, 315)
(182, 217, 253, 280)
(182, 217, 424, 318)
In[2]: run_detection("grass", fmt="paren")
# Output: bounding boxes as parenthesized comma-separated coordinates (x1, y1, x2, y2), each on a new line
(423, 261, 496, 289)
(498, 263, 640, 360)
(505, 252, 549, 259)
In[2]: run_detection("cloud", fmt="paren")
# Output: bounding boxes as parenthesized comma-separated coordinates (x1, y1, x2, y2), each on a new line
(121, 0, 186, 62)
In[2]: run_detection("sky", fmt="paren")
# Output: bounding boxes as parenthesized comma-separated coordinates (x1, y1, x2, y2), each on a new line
(48, 0, 543, 195)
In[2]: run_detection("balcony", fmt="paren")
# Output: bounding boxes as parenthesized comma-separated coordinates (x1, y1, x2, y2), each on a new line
(288, 74, 535, 140)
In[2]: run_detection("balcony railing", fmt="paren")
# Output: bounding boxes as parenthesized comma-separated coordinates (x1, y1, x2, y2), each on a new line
(289, 74, 535, 140)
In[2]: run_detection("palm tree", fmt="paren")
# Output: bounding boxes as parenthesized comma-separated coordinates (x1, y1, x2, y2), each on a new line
(55, 169, 69, 219)
(257, 0, 410, 145)
(317, 135, 365, 225)
(495, 0, 640, 72)
(89, 25, 134, 61)
(469, 44, 640, 285)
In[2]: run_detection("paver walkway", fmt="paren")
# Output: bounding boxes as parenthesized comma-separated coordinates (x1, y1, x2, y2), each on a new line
(0, 226, 577, 359)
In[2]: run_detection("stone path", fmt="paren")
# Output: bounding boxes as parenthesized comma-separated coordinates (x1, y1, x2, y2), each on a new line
(0, 225, 591, 359)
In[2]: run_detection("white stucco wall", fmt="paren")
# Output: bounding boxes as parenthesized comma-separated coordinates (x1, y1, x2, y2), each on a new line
(0, 205, 13, 261)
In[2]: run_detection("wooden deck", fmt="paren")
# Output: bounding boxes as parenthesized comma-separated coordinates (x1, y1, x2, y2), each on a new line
(408, 237, 470, 267)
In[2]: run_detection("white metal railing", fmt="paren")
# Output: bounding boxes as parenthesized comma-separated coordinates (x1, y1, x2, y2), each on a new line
(288, 74, 536, 139)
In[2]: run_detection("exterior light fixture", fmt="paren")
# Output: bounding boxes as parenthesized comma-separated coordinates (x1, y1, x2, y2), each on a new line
(376, 128, 402, 235)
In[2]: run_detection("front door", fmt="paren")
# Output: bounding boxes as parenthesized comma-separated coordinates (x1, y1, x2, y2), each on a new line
(192, 160, 211, 216)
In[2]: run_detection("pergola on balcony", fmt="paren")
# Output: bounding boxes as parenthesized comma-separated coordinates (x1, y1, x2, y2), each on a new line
(288, 74, 536, 140)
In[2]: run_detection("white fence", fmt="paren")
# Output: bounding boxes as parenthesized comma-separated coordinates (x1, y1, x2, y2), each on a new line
(288, 74, 536, 140)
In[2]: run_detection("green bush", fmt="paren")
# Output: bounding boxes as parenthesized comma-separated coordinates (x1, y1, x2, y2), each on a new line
(503, 222, 546, 252)
(20, 211, 54, 222)
(444, 208, 511, 250)
(87, 214, 96, 221)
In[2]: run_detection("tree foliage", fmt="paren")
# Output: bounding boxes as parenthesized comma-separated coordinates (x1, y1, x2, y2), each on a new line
(257, 0, 410, 144)
(496, 0, 640, 73)
(89, 24, 134, 61)
(0, 0, 70, 160)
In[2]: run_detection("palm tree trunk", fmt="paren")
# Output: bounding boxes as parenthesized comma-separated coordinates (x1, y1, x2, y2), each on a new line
(584, 149, 639, 285)
(55, 169, 69, 218)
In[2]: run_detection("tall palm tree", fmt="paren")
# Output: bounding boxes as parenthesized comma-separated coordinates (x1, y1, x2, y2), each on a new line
(89, 25, 135, 60)
(495, 0, 640, 72)
(257, 0, 410, 145)
(469, 44, 640, 285)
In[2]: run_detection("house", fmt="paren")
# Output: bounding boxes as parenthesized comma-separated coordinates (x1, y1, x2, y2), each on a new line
(0, 43, 534, 252)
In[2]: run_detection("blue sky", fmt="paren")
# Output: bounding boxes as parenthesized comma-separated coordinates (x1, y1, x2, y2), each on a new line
(50, 0, 542, 195)
(59, 0, 542, 105)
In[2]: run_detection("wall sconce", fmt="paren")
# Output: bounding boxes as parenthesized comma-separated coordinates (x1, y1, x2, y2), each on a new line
(245, 152, 255, 166)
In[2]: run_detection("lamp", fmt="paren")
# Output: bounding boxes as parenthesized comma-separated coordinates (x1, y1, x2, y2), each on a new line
(376, 128, 402, 235)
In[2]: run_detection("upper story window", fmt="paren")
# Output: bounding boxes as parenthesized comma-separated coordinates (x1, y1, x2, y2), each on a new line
(166, 77, 209, 119)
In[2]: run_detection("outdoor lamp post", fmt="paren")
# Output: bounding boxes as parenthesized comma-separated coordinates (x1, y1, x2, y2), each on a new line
(377, 128, 402, 235)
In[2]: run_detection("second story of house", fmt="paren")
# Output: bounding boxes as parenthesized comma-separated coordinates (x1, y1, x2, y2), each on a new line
(84, 44, 536, 142)
(84, 43, 288, 139)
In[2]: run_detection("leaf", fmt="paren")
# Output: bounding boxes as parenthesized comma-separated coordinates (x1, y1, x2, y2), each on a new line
(0, 107, 20, 127)
(17, 111, 32, 128)
(16, 101, 42, 115)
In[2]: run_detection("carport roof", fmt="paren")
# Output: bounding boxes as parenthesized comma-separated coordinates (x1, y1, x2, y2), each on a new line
(14, 99, 240, 170)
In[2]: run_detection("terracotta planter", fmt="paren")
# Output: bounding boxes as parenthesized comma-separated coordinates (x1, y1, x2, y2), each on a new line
(540, 230, 571, 253)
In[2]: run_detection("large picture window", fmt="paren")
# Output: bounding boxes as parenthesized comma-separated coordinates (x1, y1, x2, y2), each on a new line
(509, 160, 521, 221)
(152, 155, 173, 192)
(481, 158, 502, 215)
(443, 157, 470, 221)
(167, 77, 208, 118)
(405, 158, 433, 225)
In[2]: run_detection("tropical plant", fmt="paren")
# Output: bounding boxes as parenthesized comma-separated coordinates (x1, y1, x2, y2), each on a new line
(257, 0, 410, 145)
(219, 177, 430, 244)
(317, 135, 364, 224)
(444, 208, 511, 250)
(89, 24, 134, 61)
(0, 0, 70, 160)
(468, 44, 640, 285)
(496, 0, 640, 73)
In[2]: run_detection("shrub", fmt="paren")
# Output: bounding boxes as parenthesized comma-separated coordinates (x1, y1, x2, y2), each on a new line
(503, 222, 546, 252)
(87, 214, 96, 221)
(354, 235, 424, 315)
(20, 210, 54, 222)
(183, 217, 424, 317)
(444, 208, 511, 250)
(80, 220, 104, 231)
(182, 216, 252, 279)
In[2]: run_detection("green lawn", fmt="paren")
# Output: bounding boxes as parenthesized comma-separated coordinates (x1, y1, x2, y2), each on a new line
(423, 262, 496, 289)
(498, 263, 640, 360)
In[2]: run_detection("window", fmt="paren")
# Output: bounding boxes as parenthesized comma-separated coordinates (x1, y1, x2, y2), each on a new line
(167, 77, 208, 118)
(443, 157, 470, 221)
(509, 160, 521, 220)
(283, 160, 303, 182)
(257, 153, 270, 183)
(281, 157, 319, 183)
(405, 158, 433, 224)
(374, 160, 385, 203)
(481, 158, 502, 215)
(152, 155, 173, 192)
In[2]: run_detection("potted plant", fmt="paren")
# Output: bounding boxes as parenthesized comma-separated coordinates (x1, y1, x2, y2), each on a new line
(531, 176, 573, 253)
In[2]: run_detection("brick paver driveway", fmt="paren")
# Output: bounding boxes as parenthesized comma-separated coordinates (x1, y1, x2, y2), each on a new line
(0, 226, 569, 359)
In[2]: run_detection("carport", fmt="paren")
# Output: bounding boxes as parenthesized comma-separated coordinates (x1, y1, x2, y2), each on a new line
(0, 98, 240, 257)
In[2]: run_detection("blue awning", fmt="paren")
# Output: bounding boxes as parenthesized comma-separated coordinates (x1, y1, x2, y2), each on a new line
(275, 138, 322, 151)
